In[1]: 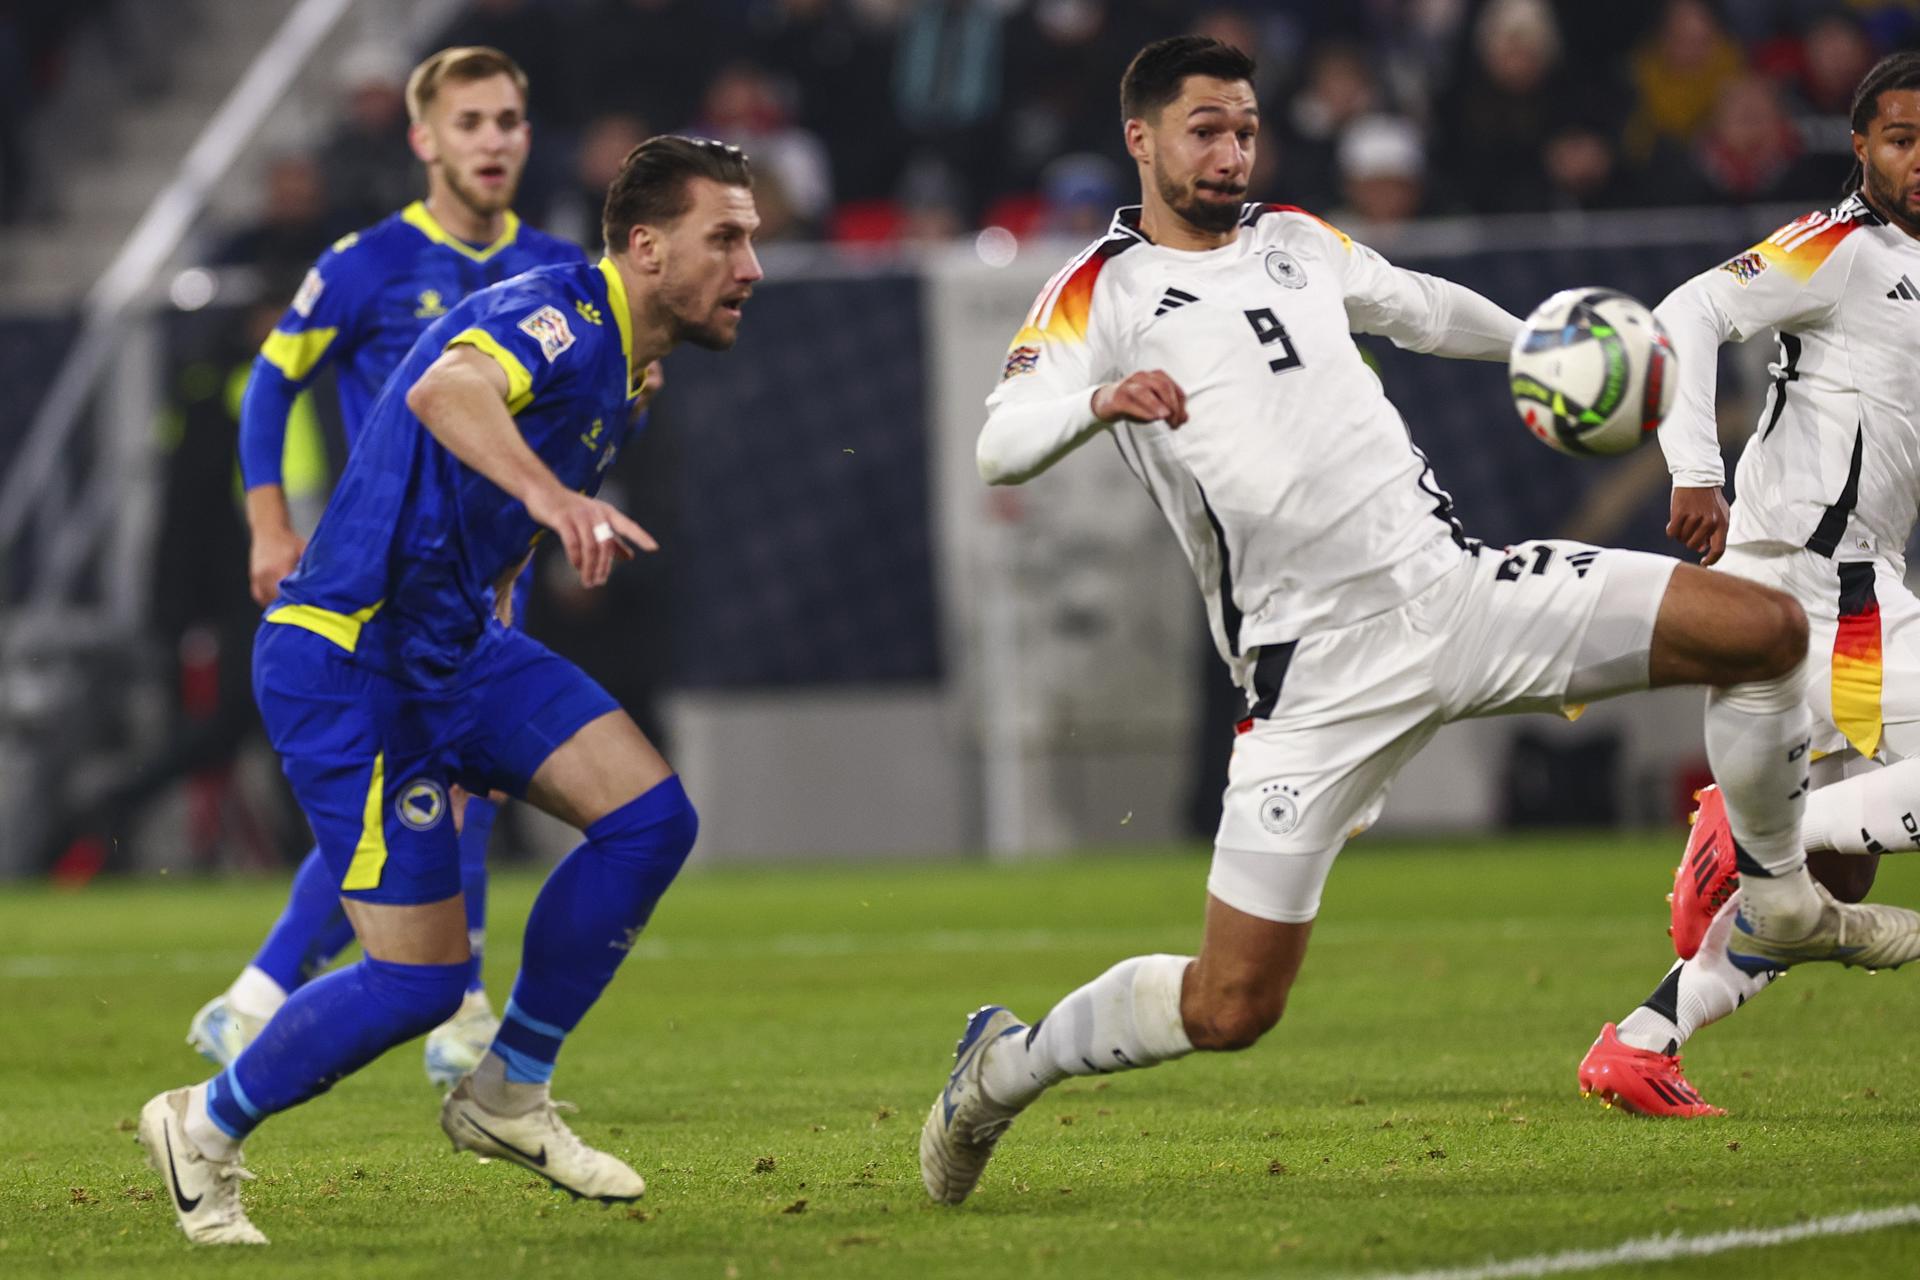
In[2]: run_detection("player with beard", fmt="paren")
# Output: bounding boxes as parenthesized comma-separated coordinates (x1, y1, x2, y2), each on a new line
(138, 137, 762, 1243)
(188, 47, 584, 1088)
(1579, 51, 1920, 1116)
(917, 36, 1920, 1205)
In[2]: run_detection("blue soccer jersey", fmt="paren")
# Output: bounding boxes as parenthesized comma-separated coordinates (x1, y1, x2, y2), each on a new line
(237, 201, 583, 489)
(268, 257, 650, 686)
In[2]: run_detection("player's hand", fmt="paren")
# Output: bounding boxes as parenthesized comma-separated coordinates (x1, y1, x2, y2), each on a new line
(1668, 486, 1729, 566)
(1091, 370, 1188, 428)
(527, 487, 657, 588)
(248, 523, 306, 607)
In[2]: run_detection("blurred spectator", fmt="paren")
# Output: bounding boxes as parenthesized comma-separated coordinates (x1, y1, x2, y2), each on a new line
(317, 44, 417, 229)
(1438, 0, 1568, 214)
(1035, 152, 1122, 237)
(544, 111, 650, 250)
(1622, 0, 1746, 172)
(1003, 1, 1137, 195)
(0, 15, 30, 223)
(1334, 114, 1428, 229)
(749, 0, 902, 203)
(580, 0, 723, 133)
(1685, 73, 1829, 205)
(211, 152, 336, 274)
(1543, 125, 1627, 211)
(695, 62, 833, 233)
(1281, 41, 1384, 212)
(1794, 13, 1877, 117)
(426, 0, 582, 130)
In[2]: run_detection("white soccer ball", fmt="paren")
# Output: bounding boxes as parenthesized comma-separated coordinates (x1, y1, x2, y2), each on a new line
(1508, 287, 1675, 456)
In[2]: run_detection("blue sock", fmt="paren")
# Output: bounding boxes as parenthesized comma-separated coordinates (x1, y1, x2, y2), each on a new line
(204, 956, 468, 1141)
(492, 776, 697, 1084)
(459, 796, 496, 995)
(251, 847, 353, 991)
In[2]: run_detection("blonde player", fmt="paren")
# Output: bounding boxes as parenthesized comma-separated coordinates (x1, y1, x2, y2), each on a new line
(1580, 51, 1920, 1117)
(918, 35, 1920, 1205)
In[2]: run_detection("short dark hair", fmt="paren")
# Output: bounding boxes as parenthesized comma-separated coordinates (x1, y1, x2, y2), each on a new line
(601, 135, 753, 254)
(1120, 36, 1257, 125)
(1844, 51, 1920, 193)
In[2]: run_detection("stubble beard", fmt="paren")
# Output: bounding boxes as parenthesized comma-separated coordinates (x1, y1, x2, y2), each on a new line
(1157, 168, 1244, 234)
(1864, 161, 1920, 240)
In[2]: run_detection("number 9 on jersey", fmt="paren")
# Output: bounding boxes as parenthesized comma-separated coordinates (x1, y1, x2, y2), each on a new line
(1508, 287, 1676, 457)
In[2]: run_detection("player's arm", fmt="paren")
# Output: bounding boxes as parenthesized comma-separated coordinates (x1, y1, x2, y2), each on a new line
(404, 346, 654, 588)
(1652, 220, 1854, 562)
(977, 266, 1170, 485)
(238, 256, 358, 605)
(1331, 224, 1519, 361)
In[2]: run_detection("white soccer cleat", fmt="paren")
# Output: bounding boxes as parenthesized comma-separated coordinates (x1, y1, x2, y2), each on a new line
(920, 1004, 1026, 1206)
(136, 1089, 268, 1245)
(439, 1077, 645, 1202)
(1728, 883, 1920, 974)
(185, 994, 266, 1068)
(423, 991, 500, 1089)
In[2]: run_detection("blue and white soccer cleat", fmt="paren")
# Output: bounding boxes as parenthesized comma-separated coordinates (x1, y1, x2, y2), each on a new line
(440, 1077, 646, 1203)
(136, 1088, 267, 1245)
(185, 994, 266, 1068)
(423, 991, 500, 1089)
(1727, 882, 1920, 974)
(920, 1004, 1027, 1205)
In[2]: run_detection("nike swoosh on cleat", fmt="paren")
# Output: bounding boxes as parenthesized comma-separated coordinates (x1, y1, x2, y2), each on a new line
(162, 1127, 203, 1214)
(462, 1115, 547, 1167)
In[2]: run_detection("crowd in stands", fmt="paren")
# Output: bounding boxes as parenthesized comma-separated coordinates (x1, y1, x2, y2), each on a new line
(19, 0, 1919, 262)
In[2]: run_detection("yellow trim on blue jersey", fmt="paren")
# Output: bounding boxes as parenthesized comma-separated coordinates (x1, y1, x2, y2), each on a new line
(447, 328, 535, 414)
(402, 200, 522, 262)
(263, 600, 384, 653)
(596, 256, 641, 399)
(342, 752, 388, 891)
(259, 327, 339, 382)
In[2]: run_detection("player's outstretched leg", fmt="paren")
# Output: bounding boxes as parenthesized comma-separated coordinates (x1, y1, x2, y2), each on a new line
(921, 893, 1309, 1205)
(1654, 567, 1920, 971)
(443, 733, 697, 1203)
(424, 794, 501, 1088)
(144, 939, 469, 1243)
(187, 847, 356, 1066)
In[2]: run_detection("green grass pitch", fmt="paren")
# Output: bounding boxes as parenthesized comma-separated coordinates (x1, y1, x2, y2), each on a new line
(3, 834, 1918, 1278)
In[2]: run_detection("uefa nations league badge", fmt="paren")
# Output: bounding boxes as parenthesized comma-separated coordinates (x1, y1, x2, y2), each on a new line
(1264, 250, 1306, 289)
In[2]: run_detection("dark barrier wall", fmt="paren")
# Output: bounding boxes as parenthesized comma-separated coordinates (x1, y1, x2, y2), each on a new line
(658, 271, 940, 688)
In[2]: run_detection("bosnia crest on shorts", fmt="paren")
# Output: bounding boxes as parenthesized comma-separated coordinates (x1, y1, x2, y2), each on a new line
(395, 779, 447, 832)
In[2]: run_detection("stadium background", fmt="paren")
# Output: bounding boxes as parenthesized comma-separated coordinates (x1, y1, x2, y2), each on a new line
(0, 0, 1911, 878)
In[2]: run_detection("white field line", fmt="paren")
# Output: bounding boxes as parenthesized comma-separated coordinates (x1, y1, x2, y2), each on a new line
(0, 913, 1674, 981)
(1348, 1205, 1920, 1280)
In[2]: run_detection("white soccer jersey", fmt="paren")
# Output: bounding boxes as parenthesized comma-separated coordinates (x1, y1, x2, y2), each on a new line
(979, 204, 1518, 683)
(1655, 192, 1920, 560)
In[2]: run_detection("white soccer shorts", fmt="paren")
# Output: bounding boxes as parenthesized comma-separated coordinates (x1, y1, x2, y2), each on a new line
(1208, 540, 1677, 924)
(1715, 544, 1920, 763)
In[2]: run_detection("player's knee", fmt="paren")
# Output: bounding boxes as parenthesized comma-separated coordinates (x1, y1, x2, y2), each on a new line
(1808, 849, 1879, 903)
(588, 775, 699, 879)
(1756, 592, 1809, 676)
(361, 956, 470, 1035)
(1187, 989, 1286, 1052)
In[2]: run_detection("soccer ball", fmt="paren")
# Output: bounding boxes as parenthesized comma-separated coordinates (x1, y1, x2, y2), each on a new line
(1509, 288, 1675, 456)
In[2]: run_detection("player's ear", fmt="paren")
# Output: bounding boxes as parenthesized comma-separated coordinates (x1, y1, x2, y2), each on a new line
(1124, 117, 1151, 167)
(407, 120, 435, 165)
(628, 223, 663, 273)
(1852, 129, 1868, 170)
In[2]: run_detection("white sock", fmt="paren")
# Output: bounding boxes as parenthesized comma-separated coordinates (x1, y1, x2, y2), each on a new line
(1617, 899, 1776, 1053)
(468, 1050, 548, 1117)
(980, 954, 1194, 1110)
(1705, 668, 1818, 933)
(1801, 756, 1920, 855)
(183, 1082, 239, 1160)
(227, 965, 288, 1021)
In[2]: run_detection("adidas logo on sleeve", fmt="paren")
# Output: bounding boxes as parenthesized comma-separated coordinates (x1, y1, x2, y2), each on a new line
(1889, 274, 1918, 301)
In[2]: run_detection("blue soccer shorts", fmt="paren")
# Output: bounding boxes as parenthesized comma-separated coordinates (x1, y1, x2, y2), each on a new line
(253, 621, 620, 905)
